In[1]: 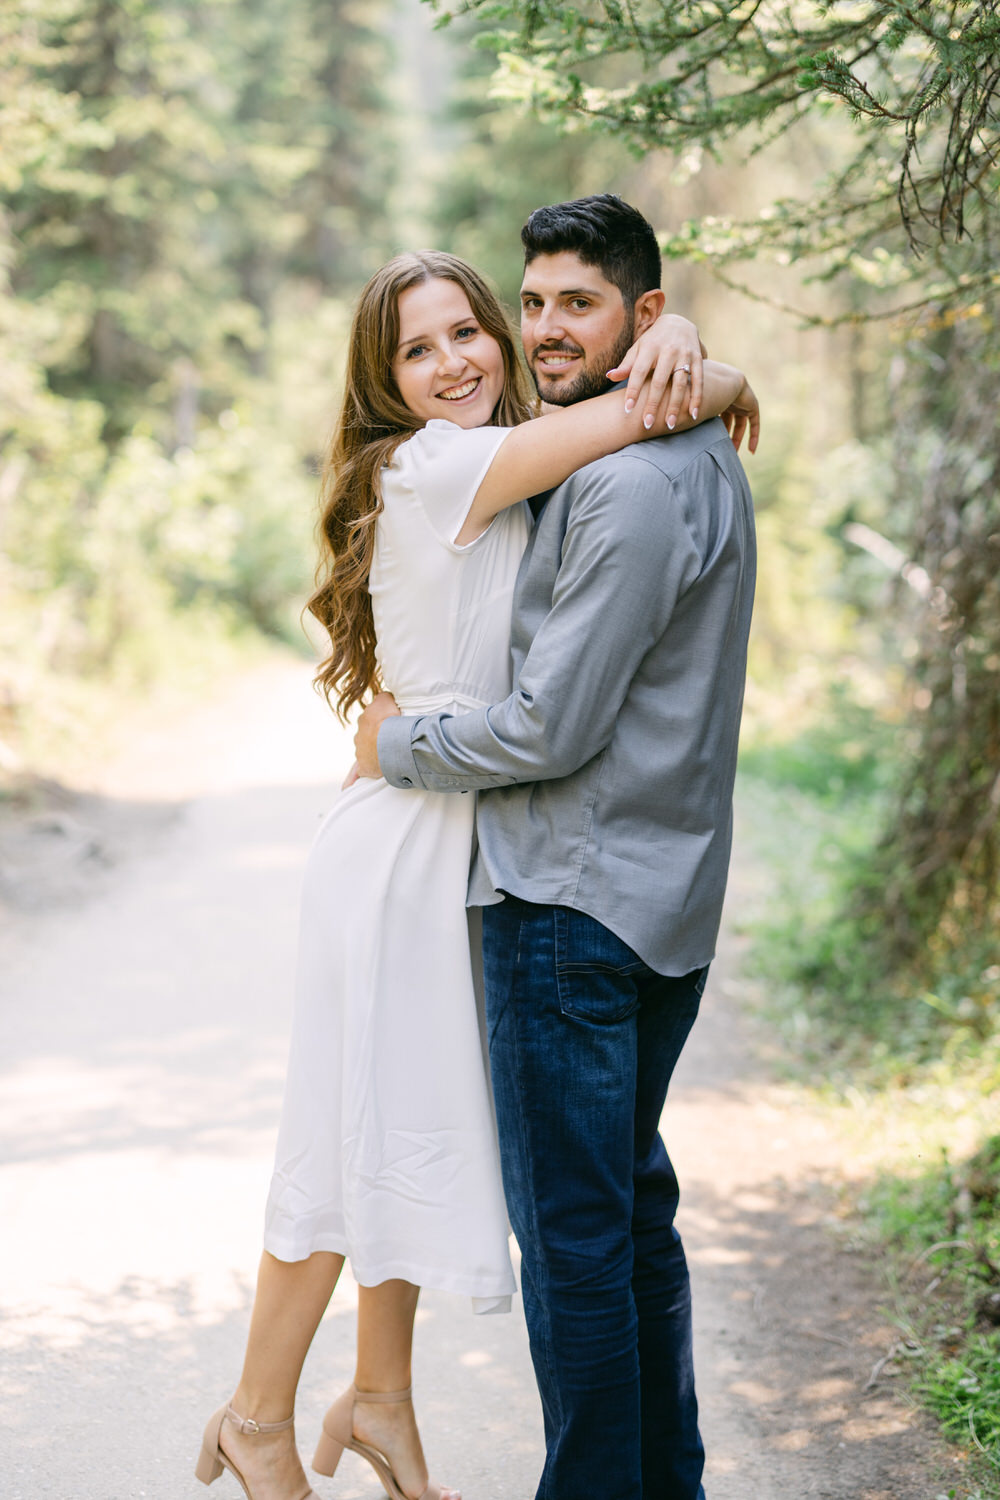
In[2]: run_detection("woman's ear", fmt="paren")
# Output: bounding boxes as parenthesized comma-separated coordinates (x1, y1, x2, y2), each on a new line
(633, 288, 666, 336)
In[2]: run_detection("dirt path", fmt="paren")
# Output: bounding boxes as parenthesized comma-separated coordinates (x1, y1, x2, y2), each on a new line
(0, 655, 953, 1499)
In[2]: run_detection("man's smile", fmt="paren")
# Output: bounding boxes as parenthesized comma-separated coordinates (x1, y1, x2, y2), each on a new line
(532, 345, 585, 378)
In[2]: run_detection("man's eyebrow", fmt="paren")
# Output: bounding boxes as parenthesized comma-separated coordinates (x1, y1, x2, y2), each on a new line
(520, 286, 606, 300)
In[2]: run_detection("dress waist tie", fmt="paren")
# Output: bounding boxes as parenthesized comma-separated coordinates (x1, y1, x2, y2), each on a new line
(393, 691, 489, 716)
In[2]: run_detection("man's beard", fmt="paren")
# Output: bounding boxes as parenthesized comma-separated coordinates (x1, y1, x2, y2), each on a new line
(529, 314, 635, 407)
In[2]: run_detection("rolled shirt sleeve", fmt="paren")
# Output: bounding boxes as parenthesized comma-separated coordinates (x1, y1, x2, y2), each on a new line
(378, 452, 704, 791)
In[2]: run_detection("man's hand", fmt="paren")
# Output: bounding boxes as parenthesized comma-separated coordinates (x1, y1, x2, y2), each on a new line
(606, 313, 705, 432)
(720, 378, 761, 454)
(354, 691, 401, 778)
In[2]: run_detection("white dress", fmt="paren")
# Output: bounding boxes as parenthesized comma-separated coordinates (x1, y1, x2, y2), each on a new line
(263, 420, 527, 1312)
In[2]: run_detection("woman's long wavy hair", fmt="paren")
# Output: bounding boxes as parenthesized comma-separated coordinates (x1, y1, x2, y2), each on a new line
(308, 251, 535, 720)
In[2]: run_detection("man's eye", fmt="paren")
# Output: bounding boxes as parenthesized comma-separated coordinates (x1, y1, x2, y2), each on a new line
(521, 299, 541, 311)
(569, 299, 590, 310)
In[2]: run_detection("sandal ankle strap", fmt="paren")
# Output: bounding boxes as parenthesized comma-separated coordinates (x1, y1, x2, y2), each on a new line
(353, 1384, 413, 1404)
(225, 1403, 295, 1434)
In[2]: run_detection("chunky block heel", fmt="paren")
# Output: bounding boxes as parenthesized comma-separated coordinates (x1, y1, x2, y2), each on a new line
(312, 1384, 460, 1500)
(311, 1423, 346, 1477)
(195, 1402, 318, 1499)
(195, 1446, 225, 1485)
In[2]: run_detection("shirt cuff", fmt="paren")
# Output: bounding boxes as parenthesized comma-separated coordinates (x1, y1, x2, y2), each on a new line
(378, 715, 424, 789)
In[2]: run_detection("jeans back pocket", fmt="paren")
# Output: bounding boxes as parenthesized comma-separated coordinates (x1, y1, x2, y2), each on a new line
(553, 907, 645, 1024)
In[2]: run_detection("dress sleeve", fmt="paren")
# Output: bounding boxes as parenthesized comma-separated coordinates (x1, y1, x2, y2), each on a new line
(390, 419, 513, 547)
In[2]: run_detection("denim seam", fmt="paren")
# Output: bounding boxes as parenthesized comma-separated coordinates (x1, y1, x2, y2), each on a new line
(511, 908, 562, 1488)
(553, 911, 645, 978)
(558, 961, 645, 976)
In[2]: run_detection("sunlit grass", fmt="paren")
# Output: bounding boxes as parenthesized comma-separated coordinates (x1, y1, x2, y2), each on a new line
(736, 695, 1000, 1496)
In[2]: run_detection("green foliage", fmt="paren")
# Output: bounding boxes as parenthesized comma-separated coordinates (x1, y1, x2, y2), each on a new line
(739, 703, 894, 808)
(4, 0, 396, 416)
(433, 0, 1000, 313)
(427, 17, 641, 299)
(859, 1140, 1000, 1488)
(738, 691, 1000, 1093)
(1, 396, 315, 686)
(732, 318, 1000, 1119)
(917, 1336, 1000, 1463)
(859, 312, 1000, 977)
(0, 0, 398, 768)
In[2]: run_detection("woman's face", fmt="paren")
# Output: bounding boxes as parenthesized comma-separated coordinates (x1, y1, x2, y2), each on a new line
(392, 278, 505, 428)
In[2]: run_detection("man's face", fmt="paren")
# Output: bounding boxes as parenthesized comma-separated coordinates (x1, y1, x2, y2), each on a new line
(519, 251, 634, 406)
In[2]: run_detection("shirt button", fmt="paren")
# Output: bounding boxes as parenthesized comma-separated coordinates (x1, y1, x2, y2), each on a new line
(400, 776, 413, 786)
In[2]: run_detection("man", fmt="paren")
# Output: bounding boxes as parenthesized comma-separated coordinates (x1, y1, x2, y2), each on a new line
(355, 195, 757, 1500)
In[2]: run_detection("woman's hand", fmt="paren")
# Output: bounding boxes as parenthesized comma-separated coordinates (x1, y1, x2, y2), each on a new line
(354, 691, 401, 777)
(720, 378, 761, 454)
(606, 313, 705, 432)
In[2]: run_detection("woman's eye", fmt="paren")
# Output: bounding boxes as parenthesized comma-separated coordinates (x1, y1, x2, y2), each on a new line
(456, 326, 478, 340)
(404, 344, 428, 359)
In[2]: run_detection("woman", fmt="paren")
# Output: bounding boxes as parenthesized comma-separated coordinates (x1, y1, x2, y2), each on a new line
(197, 251, 755, 1500)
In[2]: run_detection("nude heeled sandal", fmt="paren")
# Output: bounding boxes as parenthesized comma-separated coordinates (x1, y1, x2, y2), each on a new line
(196, 1403, 319, 1500)
(312, 1384, 460, 1500)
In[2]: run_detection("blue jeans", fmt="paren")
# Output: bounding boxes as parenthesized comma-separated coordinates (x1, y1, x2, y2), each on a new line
(481, 896, 707, 1500)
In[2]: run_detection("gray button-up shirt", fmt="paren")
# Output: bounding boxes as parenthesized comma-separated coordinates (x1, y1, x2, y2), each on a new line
(378, 417, 756, 975)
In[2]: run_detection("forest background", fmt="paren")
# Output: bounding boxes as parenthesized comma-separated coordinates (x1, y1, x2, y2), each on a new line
(1, 0, 998, 1485)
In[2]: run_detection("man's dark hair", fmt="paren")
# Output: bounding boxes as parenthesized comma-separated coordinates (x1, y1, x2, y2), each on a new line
(521, 194, 662, 309)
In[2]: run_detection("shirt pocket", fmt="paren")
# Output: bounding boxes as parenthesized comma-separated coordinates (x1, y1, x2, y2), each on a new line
(554, 907, 645, 1024)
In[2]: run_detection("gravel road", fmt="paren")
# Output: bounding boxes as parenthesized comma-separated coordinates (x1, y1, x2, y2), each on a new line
(0, 656, 953, 1499)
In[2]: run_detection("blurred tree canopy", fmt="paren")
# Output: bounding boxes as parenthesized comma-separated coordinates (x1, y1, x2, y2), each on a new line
(439, 0, 999, 313)
(428, 23, 641, 298)
(0, 0, 396, 762)
(432, 0, 1000, 992)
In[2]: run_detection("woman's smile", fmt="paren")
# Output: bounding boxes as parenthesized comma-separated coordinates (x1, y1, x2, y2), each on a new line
(438, 375, 482, 403)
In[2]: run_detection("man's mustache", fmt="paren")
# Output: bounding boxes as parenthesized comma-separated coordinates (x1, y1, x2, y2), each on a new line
(531, 341, 584, 362)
